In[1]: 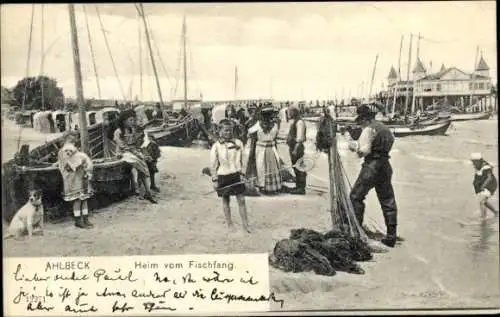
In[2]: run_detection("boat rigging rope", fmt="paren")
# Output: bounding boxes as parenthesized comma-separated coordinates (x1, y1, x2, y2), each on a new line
(187, 35, 203, 98)
(16, 3, 36, 152)
(39, 4, 47, 142)
(95, 4, 126, 101)
(149, 28, 174, 89)
(83, 4, 102, 100)
(138, 18, 143, 100)
(172, 27, 183, 100)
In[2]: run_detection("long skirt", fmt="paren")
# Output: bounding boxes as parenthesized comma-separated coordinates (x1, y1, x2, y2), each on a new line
(255, 141, 282, 193)
(121, 151, 150, 177)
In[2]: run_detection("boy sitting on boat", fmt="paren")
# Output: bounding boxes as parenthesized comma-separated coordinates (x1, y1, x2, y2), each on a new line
(470, 153, 498, 219)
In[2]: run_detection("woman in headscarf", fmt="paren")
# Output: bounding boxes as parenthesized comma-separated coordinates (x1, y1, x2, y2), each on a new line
(113, 109, 157, 204)
(245, 106, 283, 195)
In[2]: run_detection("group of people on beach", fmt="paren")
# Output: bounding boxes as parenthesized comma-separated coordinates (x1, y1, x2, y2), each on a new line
(209, 102, 498, 247)
(208, 102, 311, 233)
(51, 101, 497, 245)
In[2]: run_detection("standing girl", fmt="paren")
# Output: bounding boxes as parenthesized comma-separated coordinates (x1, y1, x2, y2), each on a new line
(210, 119, 250, 233)
(470, 153, 498, 218)
(246, 107, 284, 195)
(56, 134, 94, 229)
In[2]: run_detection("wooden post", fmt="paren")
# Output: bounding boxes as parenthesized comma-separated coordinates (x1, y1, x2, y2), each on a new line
(68, 4, 89, 154)
(327, 117, 340, 231)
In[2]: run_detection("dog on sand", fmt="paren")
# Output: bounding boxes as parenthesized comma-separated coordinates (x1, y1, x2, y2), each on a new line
(4, 189, 44, 240)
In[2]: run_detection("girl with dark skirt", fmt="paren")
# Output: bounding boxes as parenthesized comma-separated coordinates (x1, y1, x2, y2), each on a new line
(210, 119, 250, 233)
(470, 152, 498, 218)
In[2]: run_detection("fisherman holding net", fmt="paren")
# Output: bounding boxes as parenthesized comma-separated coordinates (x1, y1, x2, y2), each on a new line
(347, 105, 399, 248)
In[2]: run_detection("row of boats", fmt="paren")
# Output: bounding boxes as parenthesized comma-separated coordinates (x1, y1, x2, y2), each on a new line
(2, 104, 200, 222)
(304, 107, 493, 138)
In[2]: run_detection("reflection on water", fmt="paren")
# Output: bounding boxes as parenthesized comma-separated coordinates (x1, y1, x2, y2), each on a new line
(468, 217, 499, 255)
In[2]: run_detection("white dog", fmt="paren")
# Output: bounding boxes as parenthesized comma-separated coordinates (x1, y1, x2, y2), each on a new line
(4, 190, 44, 240)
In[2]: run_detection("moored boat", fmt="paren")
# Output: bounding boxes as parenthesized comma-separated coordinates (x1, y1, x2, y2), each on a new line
(339, 118, 452, 139)
(2, 121, 132, 222)
(390, 119, 452, 137)
(2, 4, 134, 223)
(143, 114, 200, 146)
(450, 112, 491, 122)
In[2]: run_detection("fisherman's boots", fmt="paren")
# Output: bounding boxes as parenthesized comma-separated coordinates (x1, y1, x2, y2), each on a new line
(381, 224, 397, 248)
(83, 215, 94, 228)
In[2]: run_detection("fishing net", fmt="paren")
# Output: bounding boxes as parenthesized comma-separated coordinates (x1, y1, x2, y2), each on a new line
(270, 115, 373, 276)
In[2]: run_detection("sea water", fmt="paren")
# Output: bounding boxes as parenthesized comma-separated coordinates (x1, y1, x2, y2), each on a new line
(303, 119, 499, 302)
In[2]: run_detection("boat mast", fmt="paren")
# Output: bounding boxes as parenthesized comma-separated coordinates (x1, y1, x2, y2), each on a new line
(137, 3, 164, 107)
(182, 15, 188, 109)
(411, 33, 421, 113)
(469, 45, 479, 108)
(138, 17, 143, 101)
(68, 3, 89, 154)
(392, 35, 404, 114)
(368, 53, 379, 102)
(404, 34, 413, 114)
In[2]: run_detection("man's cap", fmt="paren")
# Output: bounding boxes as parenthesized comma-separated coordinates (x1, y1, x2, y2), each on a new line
(260, 106, 275, 114)
(219, 118, 235, 127)
(470, 152, 482, 161)
(354, 105, 375, 123)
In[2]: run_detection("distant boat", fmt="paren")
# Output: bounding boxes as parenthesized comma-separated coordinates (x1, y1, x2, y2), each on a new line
(450, 112, 491, 122)
(390, 120, 452, 137)
(143, 116, 199, 146)
(339, 119, 452, 139)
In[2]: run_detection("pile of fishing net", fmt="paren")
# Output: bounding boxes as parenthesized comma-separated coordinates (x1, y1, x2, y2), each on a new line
(269, 115, 383, 276)
(269, 228, 373, 276)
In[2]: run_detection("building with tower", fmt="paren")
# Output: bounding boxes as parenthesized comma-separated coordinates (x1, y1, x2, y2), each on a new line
(383, 53, 495, 113)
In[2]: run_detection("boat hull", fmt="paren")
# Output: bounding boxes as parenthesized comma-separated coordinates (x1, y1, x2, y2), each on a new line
(338, 120, 452, 140)
(391, 121, 452, 137)
(144, 116, 200, 147)
(451, 112, 491, 121)
(2, 122, 133, 222)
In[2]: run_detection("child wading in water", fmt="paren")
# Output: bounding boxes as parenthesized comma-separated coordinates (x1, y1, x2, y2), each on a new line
(56, 134, 94, 228)
(470, 153, 498, 219)
(210, 119, 251, 233)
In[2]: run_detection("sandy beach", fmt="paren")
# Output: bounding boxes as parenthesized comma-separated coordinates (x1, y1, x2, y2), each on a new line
(2, 118, 500, 311)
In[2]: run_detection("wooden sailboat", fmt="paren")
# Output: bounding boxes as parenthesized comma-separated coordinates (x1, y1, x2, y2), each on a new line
(450, 112, 491, 121)
(137, 10, 199, 146)
(2, 4, 132, 222)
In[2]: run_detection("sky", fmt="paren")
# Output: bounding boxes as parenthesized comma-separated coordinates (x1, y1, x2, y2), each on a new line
(1, 2, 497, 102)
